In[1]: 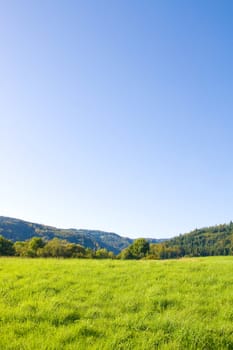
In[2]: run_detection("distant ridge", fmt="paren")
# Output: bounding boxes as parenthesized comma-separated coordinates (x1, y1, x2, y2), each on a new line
(0, 216, 162, 254)
(0, 216, 232, 256)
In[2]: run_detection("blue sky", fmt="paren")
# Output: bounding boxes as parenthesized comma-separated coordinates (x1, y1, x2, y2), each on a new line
(0, 1, 232, 238)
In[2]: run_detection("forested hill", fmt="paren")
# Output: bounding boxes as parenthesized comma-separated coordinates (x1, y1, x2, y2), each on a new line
(165, 222, 233, 256)
(1, 216, 233, 258)
(0, 216, 161, 254)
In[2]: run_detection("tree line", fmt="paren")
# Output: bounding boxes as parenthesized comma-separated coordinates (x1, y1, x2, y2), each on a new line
(1, 221, 233, 259)
(0, 236, 115, 258)
(0, 236, 153, 259)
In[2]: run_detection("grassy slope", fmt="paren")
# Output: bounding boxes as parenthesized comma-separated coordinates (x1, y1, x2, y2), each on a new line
(0, 258, 233, 349)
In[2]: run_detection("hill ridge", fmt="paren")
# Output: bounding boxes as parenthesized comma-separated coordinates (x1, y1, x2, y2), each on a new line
(0, 216, 162, 254)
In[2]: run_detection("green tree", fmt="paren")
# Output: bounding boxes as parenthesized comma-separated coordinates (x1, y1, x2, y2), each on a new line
(119, 238, 150, 259)
(29, 237, 45, 251)
(0, 236, 15, 256)
(14, 241, 27, 256)
(63, 243, 86, 258)
(42, 238, 68, 257)
(95, 248, 110, 259)
(131, 238, 150, 258)
(118, 247, 134, 259)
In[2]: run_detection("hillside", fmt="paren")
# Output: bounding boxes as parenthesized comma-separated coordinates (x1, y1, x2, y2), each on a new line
(0, 216, 161, 254)
(1, 216, 233, 258)
(165, 222, 233, 256)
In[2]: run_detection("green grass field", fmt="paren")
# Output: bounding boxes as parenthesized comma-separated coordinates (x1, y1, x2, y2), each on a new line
(1, 257, 233, 349)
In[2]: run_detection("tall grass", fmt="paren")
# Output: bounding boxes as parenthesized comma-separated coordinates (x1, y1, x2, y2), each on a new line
(0, 257, 233, 349)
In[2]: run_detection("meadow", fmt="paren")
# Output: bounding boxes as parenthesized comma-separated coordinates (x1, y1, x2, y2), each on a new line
(0, 257, 233, 349)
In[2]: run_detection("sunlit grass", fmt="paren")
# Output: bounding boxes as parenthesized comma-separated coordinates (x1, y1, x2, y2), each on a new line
(0, 257, 233, 349)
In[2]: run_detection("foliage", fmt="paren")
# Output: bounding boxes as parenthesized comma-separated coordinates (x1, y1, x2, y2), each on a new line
(0, 235, 15, 256)
(95, 248, 113, 259)
(13, 237, 115, 259)
(119, 238, 150, 259)
(148, 222, 233, 259)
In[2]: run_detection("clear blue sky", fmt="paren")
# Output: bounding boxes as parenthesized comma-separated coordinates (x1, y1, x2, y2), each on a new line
(0, 1, 232, 238)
